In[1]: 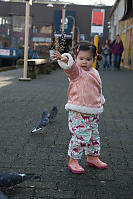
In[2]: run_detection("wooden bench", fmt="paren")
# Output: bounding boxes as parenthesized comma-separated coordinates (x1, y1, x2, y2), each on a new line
(27, 58, 48, 79)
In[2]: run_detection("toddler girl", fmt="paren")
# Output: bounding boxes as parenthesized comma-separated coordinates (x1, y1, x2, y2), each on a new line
(53, 42, 107, 174)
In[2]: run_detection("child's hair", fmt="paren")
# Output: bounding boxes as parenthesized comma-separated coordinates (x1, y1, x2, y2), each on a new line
(74, 42, 96, 58)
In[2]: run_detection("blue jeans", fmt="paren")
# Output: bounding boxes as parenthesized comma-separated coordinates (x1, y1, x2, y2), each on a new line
(103, 54, 110, 69)
(113, 55, 121, 70)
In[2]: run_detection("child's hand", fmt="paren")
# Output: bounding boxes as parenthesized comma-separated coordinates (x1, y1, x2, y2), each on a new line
(52, 51, 68, 64)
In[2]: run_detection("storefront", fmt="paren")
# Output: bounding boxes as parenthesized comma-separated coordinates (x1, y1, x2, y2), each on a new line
(0, 1, 112, 56)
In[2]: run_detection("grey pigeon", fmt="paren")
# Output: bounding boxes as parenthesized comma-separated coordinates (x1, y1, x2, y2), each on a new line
(31, 109, 49, 133)
(0, 191, 8, 199)
(48, 106, 58, 122)
(0, 172, 40, 190)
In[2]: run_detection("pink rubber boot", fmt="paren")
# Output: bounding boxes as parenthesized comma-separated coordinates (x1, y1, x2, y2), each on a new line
(68, 158, 85, 174)
(87, 156, 107, 169)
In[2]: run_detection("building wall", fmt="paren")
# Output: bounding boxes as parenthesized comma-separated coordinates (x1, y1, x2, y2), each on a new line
(119, 17, 133, 69)
(109, 0, 133, 69)
(110, 0, 125, 40)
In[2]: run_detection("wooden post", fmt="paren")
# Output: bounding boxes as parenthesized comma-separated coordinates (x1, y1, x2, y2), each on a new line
(62, 5, 66, 34)
(19, 1, 31, 81)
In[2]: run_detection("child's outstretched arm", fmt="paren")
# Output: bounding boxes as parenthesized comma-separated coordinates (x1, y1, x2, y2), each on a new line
(52, 51, 69, 64)
(52, 51, 79, 80)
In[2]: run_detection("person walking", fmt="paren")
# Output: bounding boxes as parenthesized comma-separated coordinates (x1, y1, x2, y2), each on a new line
(53, 42, 107, 174)
(102, 40, 112, 70)
(112, 35, 124, 71)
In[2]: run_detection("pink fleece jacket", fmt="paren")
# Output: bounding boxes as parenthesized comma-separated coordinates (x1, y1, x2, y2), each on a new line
(58, 53, 105, 114)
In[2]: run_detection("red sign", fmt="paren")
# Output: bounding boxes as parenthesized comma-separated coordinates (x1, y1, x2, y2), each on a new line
(91, 9, 105, 36)
(92, 11, 104, 26)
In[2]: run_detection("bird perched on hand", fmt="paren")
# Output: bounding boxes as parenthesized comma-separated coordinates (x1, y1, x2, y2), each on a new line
(31, 109, 49, 133)
(48, 106, 58, 122)
(0, 172, 40, 191)
(0, 191, 8, 199)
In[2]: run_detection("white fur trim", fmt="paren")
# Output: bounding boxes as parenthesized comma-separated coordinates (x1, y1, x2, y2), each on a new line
(65, 103, 103, 114)
(101, 95, 105, 105)
(57, 53, 74, 70)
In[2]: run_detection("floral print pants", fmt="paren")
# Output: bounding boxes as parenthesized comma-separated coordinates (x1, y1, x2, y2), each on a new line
(68, 111, 100, 159)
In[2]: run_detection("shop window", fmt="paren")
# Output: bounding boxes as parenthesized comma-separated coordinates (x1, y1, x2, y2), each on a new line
(13, 16, 32, 32)
(4, 41, 8, 47)
(0, 17, 2, 25)
(3, 18, 5, 25)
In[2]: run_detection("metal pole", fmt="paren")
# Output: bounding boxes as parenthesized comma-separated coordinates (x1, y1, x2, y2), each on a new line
(67, 16, 75, 49)
(19, 1, 31, 81)
(72, 22, 75, 49)
(75, 26, 80, 43)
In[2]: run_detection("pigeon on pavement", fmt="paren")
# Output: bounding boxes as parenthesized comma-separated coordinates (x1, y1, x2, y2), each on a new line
(48, 106, 58, 122)
(0, 191, 8, 199)
(0, 172, 40, 191)
(31, 109, 49, 133)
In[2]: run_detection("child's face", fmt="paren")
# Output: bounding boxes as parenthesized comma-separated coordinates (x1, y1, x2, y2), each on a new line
(75, 50, 94, 71)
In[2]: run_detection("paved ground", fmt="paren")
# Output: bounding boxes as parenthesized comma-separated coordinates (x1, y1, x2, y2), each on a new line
(0, 66, 133, 199)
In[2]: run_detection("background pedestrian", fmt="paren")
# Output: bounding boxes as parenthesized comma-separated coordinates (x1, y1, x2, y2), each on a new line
(102, 40, 112, 70)
(112, 35, 124, 71)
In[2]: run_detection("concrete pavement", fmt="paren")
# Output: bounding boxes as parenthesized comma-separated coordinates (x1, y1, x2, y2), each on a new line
(0, 67, 133, 199)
